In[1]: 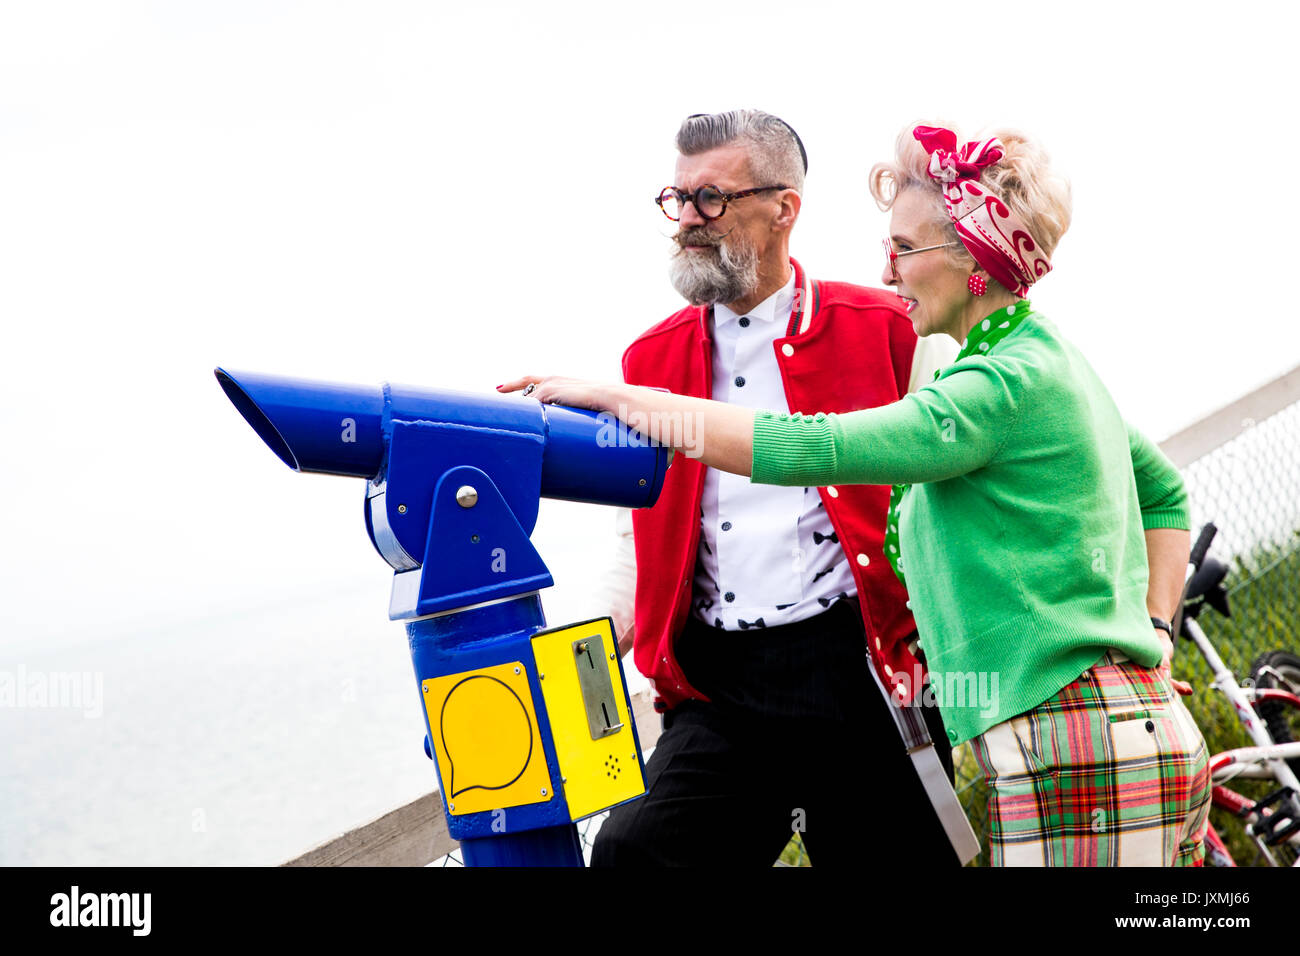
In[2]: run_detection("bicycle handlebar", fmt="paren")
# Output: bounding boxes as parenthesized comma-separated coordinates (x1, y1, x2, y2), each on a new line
(1189, 522, 1217, 570)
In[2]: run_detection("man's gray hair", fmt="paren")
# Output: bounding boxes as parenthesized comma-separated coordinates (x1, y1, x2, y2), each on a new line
(675, 110, 806, 194)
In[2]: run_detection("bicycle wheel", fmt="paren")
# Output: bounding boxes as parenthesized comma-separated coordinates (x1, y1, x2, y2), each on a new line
(1249, 649, 1300, 778)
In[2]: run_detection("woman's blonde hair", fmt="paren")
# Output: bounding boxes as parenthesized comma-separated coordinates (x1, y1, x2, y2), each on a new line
(868, 123, 1073, 270)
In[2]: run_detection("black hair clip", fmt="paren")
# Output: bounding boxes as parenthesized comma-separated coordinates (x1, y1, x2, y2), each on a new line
(775, 117, 808, 173)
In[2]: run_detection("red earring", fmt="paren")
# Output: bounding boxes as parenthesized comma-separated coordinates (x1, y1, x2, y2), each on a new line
(968, 274, 987, 296)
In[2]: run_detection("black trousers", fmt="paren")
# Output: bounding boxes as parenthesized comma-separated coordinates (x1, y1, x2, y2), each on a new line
(591, 600, 960, 867)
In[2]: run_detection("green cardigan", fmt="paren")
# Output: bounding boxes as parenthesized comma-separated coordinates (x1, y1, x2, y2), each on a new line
(750, 307, 1189, 745)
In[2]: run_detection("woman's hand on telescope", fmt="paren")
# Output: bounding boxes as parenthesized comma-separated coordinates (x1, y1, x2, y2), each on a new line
(497, 375, 619, 413)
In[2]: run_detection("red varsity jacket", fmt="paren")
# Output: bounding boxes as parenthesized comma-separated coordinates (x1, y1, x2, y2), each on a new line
(622, 258, 925, 711)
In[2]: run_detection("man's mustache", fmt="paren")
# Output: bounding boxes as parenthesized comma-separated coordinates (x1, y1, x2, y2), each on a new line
(673, 226, 735, 248)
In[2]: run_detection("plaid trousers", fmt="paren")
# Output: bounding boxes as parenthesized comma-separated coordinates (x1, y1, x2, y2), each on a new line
(969, 651, 1211, 866)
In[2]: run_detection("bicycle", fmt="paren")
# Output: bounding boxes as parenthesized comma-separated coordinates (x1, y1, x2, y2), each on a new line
(1176, 521, 1300, 866)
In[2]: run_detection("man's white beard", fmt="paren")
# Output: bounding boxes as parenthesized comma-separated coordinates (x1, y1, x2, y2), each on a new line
(669, 232, 761, 306)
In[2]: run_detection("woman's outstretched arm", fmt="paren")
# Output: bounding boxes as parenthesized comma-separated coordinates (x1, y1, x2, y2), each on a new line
(501, 356, 1016, 489)
(497, 376, 756, 476)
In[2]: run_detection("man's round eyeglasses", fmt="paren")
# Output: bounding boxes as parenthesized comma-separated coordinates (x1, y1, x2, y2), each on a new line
(656, 184, 789, 222)
(882, 238, 961, 280)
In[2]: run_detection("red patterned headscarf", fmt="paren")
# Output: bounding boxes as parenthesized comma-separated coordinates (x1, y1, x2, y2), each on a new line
(912, 125, 1051, 297)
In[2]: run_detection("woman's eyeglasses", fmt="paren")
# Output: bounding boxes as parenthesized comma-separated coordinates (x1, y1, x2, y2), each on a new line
(882, 238, 961, 280)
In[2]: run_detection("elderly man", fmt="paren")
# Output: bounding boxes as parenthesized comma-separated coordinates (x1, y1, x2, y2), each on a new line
(587, 110, 974, 867)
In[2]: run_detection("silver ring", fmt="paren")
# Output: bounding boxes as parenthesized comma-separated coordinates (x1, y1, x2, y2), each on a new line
(522, 383, 536, 397)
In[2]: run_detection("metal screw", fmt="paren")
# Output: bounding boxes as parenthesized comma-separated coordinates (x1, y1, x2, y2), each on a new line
(561, 777, 567, 784)
(471, 534, 479, 543)
(540, 788, 548, 796)
(539, 673, 545, 680)
(576, 642, 587, 654)
(638, 478, 646, 486)
(609, 652, 615, 660)
(397, 504, 407, 514)
(513, 666, 521, 675)
(422, 686, 428, 694)
(448, 803, 454, 811)
(456, 485, 479, 508)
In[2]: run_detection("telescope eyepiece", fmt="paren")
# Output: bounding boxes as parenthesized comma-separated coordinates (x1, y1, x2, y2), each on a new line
(214, 368, 386, 478)
(216, 369, 300, 471)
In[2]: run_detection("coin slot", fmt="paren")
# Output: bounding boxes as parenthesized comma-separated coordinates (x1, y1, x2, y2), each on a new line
(573, 635, 623, 740)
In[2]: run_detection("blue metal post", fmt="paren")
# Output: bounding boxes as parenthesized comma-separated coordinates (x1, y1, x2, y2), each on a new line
(407, 595, 583, 867)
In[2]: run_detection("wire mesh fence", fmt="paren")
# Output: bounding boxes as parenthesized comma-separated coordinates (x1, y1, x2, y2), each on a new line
(1171, 394, 1300, 865)
(1181, 398, 1300, 647)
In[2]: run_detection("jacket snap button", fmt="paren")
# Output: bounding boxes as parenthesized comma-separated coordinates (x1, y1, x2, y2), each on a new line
(827, 486, 839, 498)
(724, 592, 735, 602)
(781, 343, 794, 357)
(1145, 720, 1155, 733)
(856, 553, 869, 567)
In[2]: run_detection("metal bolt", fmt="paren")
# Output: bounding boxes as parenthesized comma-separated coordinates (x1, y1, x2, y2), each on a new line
(561, 777, 567, 784)
(609, 652, 615, 660)
(397, 504, 407, 514)
(577, 642, 587, 654)
(471, 534, 480, 543)
(540, 788, 548, 796)
(422, 686, 428, 694)
(513, 666, 521, 675)
(539, 673, 545, 680)
(448, 803, 454, 811)
(638, 478, 646, 486)
(456, 485, 478, 508)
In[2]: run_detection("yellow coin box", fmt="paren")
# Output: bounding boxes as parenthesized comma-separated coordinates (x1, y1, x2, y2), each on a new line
(421, 661, 554, 816)
(530, 617, 645, 821)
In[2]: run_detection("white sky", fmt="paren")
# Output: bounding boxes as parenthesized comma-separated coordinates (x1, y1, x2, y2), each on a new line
(2, 0, 1297, 649)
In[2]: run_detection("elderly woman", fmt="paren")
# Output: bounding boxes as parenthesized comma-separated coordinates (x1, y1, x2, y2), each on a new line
(501, 123, 1211, 866)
